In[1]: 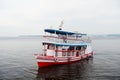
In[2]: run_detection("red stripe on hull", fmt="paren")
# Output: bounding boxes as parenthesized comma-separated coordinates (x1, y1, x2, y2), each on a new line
(36, 52, 93, 67)
(38, 62, 68, 67)
(37, 60, 80, 67)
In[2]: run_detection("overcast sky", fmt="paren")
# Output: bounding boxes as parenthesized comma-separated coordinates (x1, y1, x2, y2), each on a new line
(0, 0, 120, 36)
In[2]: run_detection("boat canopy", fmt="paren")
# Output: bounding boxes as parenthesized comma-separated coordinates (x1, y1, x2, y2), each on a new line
(53, 42, 88, 46)
(45, 29, 75, 35)
(43, 41, 88, 46)
(44, 29, 87, 36)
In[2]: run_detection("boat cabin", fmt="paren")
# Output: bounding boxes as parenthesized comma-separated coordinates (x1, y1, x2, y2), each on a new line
(42, 42, 87, 57)
(42, 29, 90, 58)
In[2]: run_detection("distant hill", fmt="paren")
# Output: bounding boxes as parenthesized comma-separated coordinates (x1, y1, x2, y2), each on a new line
(0, 34, 120, 39)
(19, 34, 120, 39)
(90, 34, 120, 39)
(107, 34, 120, 37)
(19, 35, 42, 38)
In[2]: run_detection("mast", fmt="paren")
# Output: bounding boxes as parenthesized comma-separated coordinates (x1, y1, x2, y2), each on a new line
(59, 20, 64, 30)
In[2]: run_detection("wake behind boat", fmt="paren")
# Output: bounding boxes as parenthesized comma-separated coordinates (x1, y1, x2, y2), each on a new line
(34, 23, 93, 67)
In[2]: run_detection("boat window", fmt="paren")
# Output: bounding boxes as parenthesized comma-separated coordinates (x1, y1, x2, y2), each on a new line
(47, 44, 54, 50)
(68, 46, 74, 50)
(81, 47, 84, 51)
(62, 48, 66, 56)
(43, 43, 47, 45)
(67, 46, 74, 56)
(76, 46, 81, 50)
(47, 44, 50, 49)
(67, 52, 71, 56)
(43, 43, 47, 49)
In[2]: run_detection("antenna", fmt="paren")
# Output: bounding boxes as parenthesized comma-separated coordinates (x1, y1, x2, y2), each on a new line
(59, 20, 64, 30)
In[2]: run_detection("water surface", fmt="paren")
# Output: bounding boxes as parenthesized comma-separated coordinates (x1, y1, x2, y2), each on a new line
(0, 38, 120, 80)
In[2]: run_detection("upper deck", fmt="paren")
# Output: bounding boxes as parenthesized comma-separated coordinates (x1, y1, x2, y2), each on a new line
(43, 29, 91, 44)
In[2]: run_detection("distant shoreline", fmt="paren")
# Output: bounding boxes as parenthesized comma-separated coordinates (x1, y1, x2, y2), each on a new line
(0, 34, 120, 40)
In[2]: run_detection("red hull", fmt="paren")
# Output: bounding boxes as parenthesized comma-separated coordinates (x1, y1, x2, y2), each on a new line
(36, 52, 93, 67)
(38, 61, 70, 67)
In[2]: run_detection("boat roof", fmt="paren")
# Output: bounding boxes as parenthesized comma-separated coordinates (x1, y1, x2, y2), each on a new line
(53, 43, 88, 46)
(42, 41, 88, 46)
(45, 29, 75, 35)
(45, 29, 87, 36)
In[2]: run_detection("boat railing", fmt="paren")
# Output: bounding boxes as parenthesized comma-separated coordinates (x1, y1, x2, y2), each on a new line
(41, 49, 86, 57)
(43, 35, 91, 43)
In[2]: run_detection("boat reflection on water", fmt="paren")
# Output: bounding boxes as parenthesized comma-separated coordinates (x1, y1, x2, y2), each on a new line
(36, 58, 93, 80)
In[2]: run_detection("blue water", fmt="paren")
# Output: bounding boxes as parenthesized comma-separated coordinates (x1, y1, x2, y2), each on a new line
(0, 38, 120, 80)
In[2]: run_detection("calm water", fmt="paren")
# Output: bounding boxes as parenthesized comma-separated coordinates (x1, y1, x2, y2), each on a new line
(0, 38, 120, 80)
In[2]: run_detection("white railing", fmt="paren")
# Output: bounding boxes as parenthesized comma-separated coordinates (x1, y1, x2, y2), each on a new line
(43, 35, 91, 44)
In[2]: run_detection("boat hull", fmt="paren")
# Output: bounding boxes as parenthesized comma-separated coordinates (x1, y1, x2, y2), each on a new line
(35, 52, 93, 67)
(37, 61, 70, 67)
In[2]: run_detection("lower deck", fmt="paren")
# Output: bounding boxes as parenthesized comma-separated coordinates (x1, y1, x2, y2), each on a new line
(35, 52, 93, 67)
